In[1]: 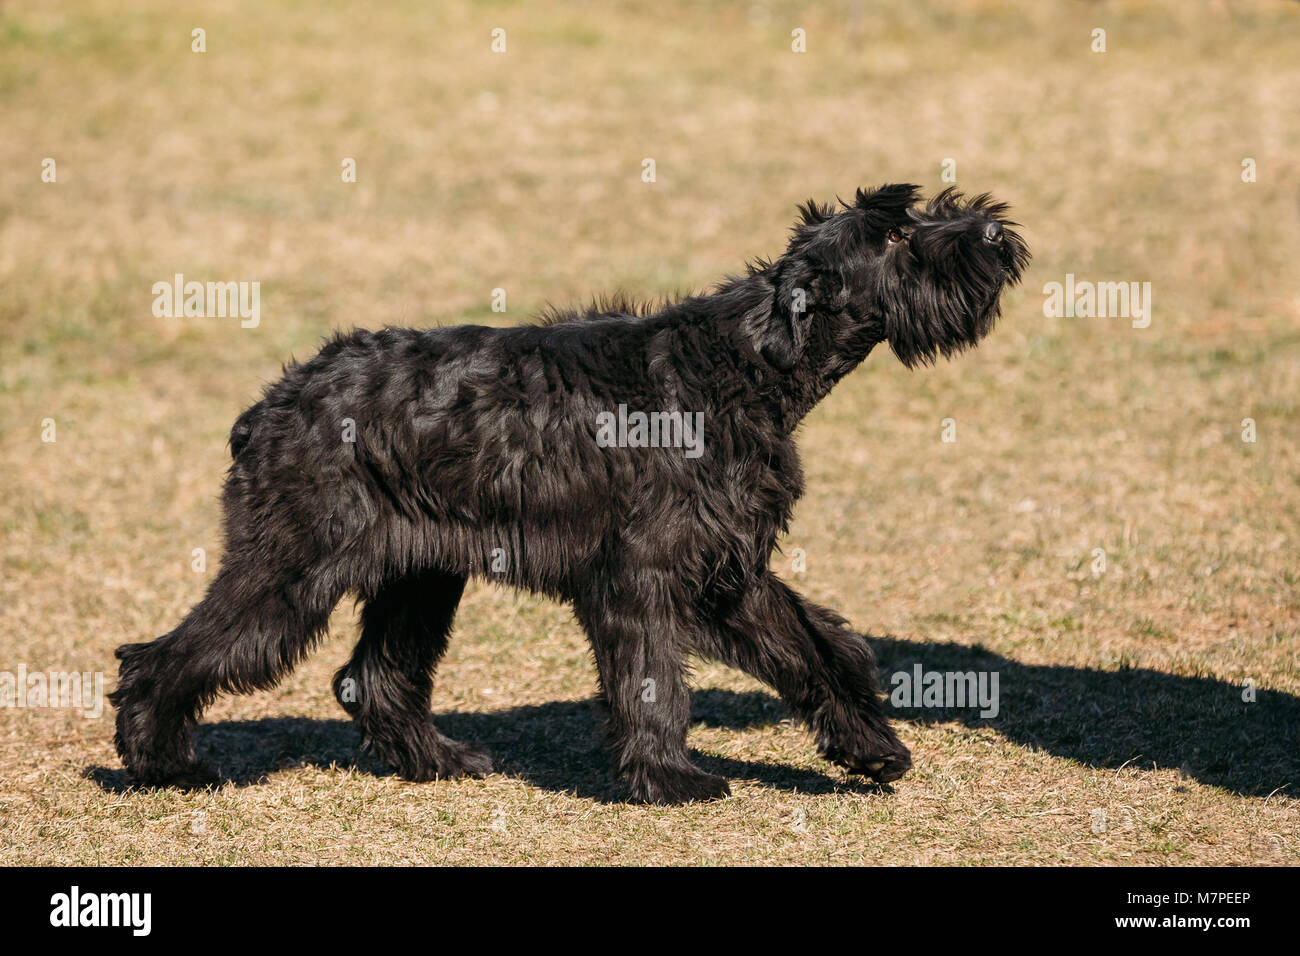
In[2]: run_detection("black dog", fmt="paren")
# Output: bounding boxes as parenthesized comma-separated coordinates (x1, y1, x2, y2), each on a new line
(112, 184, 1028, 803)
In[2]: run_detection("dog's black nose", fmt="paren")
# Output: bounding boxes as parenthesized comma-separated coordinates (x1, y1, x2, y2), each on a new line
(983, 221, 1003, 243)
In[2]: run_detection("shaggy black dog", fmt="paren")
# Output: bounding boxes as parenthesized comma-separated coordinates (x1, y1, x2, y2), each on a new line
(112, 184, 1029, 803)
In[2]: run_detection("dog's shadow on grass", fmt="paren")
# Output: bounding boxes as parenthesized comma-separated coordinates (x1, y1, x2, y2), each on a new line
(872, 637, 1297, 800)
(85, 692, 879, 801)
(87, 638, 1298, 800)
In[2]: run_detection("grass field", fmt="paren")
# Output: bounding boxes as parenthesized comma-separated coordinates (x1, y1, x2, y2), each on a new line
(1, 0, 1297, 865)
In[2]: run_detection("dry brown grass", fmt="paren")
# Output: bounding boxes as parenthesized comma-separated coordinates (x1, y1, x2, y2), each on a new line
(1, 0, 1297, 865)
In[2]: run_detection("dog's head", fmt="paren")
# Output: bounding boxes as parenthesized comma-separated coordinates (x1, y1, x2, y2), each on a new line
(752, 184, 1030, 371)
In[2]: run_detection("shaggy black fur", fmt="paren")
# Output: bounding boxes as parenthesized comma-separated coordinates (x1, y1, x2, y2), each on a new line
(112, 184, 1029, 803)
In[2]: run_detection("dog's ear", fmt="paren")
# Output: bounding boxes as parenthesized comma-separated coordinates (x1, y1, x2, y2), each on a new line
(749, 260, 814, 372)
(748, 199, 846, 371)
(852, 183, 923, 234)
(790, 198, 864, 267)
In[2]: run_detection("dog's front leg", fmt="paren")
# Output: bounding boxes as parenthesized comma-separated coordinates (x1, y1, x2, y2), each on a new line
(573, 580, 731, 804)
(705, 574, 912, 784)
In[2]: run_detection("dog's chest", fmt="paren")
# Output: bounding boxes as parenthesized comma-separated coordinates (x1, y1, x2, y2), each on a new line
(627, 434, 802, 557)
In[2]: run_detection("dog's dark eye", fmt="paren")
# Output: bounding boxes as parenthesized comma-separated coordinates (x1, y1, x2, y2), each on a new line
(886, 228, 904, 244)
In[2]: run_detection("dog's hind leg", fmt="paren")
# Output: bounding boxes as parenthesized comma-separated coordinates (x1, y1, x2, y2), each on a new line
(111, 555, 345, 786)
(332, 569, 491, 782)
(701, 574, 912, 785)
(575, 579, 731, 804)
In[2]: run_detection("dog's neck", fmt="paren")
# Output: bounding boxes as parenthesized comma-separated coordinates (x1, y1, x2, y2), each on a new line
(665, 288, 881, 437)
(766, 310, 880, 432)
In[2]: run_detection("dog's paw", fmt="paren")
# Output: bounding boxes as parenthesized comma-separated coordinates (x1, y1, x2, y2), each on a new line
(437, 740, 494, 780)
(859, 749, 912, 784)
(628, 765, 732, 805)
(398, 739, 493, 782)
(825, 743, 912, 784)
(130, 760, 221, 791)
